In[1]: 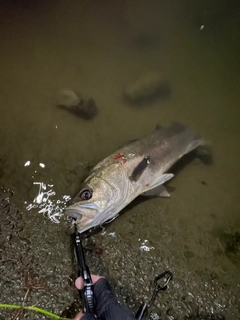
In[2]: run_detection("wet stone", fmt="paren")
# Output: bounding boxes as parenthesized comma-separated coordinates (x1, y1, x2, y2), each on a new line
(124, 72, 171, 105)
(57, 89, 99, 120)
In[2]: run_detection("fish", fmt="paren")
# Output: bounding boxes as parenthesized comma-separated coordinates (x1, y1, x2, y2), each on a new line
(65, 123, 204, 233)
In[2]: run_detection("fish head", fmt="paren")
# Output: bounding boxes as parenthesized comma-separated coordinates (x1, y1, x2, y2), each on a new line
(65, 168, 124, 232)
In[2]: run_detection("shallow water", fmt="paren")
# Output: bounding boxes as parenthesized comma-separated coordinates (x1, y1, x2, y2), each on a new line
(0, 1, 240, 319)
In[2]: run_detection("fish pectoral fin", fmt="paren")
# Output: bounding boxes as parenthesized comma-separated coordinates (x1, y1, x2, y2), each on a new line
(129, 156, 151, 182)
(142, 185, 170, 197)
(142, 173, 174, 196)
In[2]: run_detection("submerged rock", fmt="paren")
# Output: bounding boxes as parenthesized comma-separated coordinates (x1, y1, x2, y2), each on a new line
(58, 89, 80, 108)
(57, 90, 98, 120)
(124, 72, 171, 105)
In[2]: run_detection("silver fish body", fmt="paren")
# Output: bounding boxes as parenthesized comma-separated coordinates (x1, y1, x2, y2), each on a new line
(65, 123, 204, 233)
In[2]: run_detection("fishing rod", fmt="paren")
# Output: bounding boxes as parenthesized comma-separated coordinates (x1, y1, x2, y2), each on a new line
(135, 270, 173, 320)
(74, 223, 98, 318)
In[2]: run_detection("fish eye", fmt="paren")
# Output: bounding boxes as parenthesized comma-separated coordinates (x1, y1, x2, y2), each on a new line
(79, 188, 92, 200)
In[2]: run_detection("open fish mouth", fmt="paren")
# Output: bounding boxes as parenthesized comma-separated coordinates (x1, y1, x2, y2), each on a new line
(64, 204, 97, 221)
(65, 206, 97, 232)
(65, 203, 112, 232)
(65, 209, 82, 221)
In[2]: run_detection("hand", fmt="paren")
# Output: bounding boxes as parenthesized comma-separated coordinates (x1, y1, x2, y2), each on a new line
(75, 275, 103, 290)
(72, 275, 103, 320)
(72, 310, 84, 320)
(72, 274, 135, 320)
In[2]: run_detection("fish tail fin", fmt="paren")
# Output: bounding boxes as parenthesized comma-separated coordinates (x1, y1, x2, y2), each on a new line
(185, 138, 205, 154)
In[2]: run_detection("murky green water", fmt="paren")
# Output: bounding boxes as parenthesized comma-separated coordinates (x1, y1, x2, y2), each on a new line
(0, 1, 240, 319)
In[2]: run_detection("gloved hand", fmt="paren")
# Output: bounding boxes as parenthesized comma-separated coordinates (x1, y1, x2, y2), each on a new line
(73, 275, 135, 320)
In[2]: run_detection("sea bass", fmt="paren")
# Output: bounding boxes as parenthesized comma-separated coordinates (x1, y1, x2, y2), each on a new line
(65, 123, 203, 233)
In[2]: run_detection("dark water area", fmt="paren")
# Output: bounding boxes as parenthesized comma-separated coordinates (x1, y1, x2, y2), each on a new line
(0, 1, 240, 319)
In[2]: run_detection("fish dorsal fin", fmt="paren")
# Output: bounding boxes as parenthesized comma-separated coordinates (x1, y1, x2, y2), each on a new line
(129, 156, 151, 182)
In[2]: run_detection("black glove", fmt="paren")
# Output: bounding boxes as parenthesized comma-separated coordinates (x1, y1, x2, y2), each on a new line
(82, 278, 135, 320)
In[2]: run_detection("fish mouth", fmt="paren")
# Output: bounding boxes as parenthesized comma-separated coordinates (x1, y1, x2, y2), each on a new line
(64, 204, 96, 220)
(65, 204, 97, 233)
(64, 206, 82, 220)
(65, 201, 112, 233)
(65, 210, 82, 221)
